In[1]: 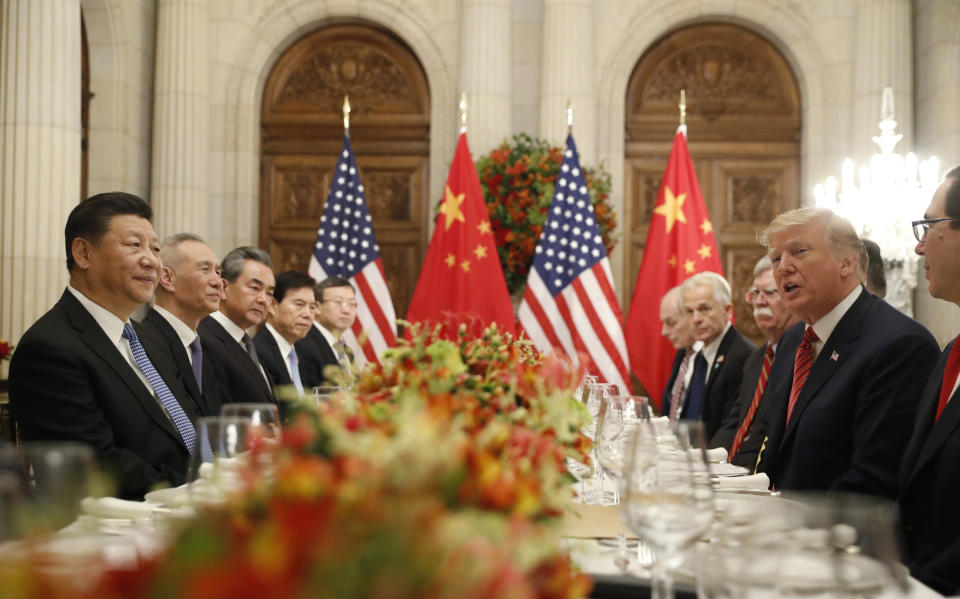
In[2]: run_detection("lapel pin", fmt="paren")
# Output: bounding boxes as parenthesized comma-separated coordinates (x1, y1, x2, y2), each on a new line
(830, 351, 839, 362)
(716, 355, 725, 364)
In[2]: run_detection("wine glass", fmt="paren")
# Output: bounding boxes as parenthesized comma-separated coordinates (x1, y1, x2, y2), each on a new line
(622, 420, 715, 599)
(220, 402, 281, 442)
(187, 416, 256, 507)
(312, 386, 342, 405)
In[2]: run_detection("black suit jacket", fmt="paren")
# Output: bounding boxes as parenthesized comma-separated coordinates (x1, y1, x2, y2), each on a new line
(669, 326, 755, 443)
(253, 327, 306, 392)
(137, 308, 221, 417)
(712, 343, 774, 465)
(197, 315, 276, 408)
(295, 325, 341, 388)
(899, 339, 960, 595)
(659, 349, 686, 416)
(9, 291, 199, 499)
(759, 289, 939, 498)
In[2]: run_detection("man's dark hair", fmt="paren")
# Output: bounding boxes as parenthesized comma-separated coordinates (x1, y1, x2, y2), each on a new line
(64, 192, 152, 271)
(220, 246, 272, 283)
(313, 276, 354, 302)
(273, 271, 316, 303)
(944, 166, 960, 225)
(861, 238, 886, 298)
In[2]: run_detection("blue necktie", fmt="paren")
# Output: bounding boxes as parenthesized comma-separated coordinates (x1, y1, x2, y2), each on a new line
(189, 337, 203, 393)
(122, 323, 206, 459)
(288, 347, 304, 395)
(683, 352, 709, 420)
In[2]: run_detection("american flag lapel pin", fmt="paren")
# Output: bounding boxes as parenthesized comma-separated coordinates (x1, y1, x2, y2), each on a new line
(715, 355, 724, 368)
(830, 351, 839, 362)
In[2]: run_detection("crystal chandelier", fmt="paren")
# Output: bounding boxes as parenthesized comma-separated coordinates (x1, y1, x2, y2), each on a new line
(812, 87, 940, 316)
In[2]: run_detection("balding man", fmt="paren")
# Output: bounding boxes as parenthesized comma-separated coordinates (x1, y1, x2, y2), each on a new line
(658, 286, 696, 418)
(711, 256, 799, 465)
(137, 233, 223, 416)
(758, 207, 938, 498)
(668, 272, 755, 441)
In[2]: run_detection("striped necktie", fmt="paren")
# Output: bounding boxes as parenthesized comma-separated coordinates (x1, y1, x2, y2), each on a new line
(786, 327, 819, 425)
(729, 344, 775, 460)
(122, 323, 198, 455)
(668, 349, 693, 421)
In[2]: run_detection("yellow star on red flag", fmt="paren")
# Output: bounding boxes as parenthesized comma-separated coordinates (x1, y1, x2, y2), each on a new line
(700, 219, 713, 235)
(697, 244, 712, 259)
(440, 186, 466, 230)
(684, 259, 696, 274)
(653, 186, 687, 233)
(477, 221, 491, 235)
(668, 254, 677, 268)
(474, 245, 487, 259)
(445, 253, 456, 268)
(460, 259, 471, 272)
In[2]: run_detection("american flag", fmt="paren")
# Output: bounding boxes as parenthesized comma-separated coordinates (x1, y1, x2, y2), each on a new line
(518, 134, 630, 390)
(308, 135, 397, 364)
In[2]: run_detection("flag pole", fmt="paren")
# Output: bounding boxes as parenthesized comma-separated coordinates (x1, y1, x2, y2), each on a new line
(566, 99, 573, 135)
(459, 92, 467, 134)
(343, 95, 351, 135)
(678, 89, 687, 137)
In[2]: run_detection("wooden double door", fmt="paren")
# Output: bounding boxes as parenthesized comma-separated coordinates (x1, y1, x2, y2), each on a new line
(259, 24, 430, 318)
(623, 23, 803, 343)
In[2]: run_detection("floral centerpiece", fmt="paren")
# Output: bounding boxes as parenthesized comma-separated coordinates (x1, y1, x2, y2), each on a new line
(1, 324, 595, 599)
(0, 337, 12, 361)
(476, 134, 618, 295)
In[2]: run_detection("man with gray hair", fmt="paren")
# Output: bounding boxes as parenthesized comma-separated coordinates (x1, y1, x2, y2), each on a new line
(668, 271, 755, 441)
(137, 233, 224, 416)
(757, 207, 938, 498)
(658, 285, 696, 417)
(198, 246, 277, 408)
(711, 255, 798, 465)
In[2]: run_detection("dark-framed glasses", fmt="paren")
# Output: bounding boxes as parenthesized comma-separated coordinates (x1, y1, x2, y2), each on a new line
(912, 217, 960, 242)
(745, 287, 778, 303)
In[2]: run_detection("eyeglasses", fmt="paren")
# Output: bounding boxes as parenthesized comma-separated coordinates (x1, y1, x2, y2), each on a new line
(912, 217, 960, 242)
(745, 287, 778, 303)
(322, 298, 358, 309)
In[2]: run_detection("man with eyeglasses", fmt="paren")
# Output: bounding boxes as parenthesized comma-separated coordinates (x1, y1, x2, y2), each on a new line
(711, 256, 798, 466)
(198, 247, 278, 408)
(296, 277, 358, 388)
(899, 166, 960, 595)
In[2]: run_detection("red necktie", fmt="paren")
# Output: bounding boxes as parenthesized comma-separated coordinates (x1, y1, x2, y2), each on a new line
(668, 349, 693, 421)
(786, 327, 819, 425)
(729, 344, 775, 460)
(935, 337, 960, 422)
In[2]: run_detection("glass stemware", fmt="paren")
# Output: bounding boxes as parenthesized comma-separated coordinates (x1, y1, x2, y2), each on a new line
(622, 420, 715, 599)
(187, 416, 257, 507)
(220, 403, 281, 442)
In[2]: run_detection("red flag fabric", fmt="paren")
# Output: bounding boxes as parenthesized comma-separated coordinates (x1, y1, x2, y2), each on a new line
(625, 127, 724, 409)
(406, 132, 516, 336)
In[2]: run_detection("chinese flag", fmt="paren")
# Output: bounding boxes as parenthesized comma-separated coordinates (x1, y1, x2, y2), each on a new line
(625, 127, 724, 409)
(407, 132, 517, 337)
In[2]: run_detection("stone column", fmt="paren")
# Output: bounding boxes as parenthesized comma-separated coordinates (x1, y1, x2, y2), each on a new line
(851, 0, 912, 161)
(540, 0, 596, 163)
(460, 0, 512, 156)
(150, 0, 209, 238)
(0, 0, 82, 362)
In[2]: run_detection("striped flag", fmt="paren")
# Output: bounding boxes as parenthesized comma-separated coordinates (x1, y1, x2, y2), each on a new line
(308, 135, 397, 364)
(518, 134, 630, 390)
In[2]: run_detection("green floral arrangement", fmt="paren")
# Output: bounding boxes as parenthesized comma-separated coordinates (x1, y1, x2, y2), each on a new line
(477, 134, 619, 295)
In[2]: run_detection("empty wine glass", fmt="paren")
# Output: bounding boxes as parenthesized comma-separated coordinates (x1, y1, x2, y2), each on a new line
(187, 416, 256, 507)
(312, 386, 342, 405)
(220, 402, 281, 442)
(622, 420, 715, 599)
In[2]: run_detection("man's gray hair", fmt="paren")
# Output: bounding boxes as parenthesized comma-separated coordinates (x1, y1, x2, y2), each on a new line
(221, 246, 272, 283)
(681, 271, 732, 307)
(758, 207, 867, 281)
(753, 255, 773, 278)
(159, 233, 205, 271)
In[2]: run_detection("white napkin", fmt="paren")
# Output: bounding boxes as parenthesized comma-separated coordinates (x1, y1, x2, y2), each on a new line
(711, 461, 750, 477)
(715, 472, 770, 492)
(81, 496, 156, 519)
(704, 447, 728, 463)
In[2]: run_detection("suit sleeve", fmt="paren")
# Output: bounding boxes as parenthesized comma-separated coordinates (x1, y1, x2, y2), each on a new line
(9, 336, 182, 499)
(909, 547, 960, 596)
(830, 330, 939, 497)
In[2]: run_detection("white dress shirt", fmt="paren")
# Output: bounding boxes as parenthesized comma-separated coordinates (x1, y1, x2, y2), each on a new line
(809, 286, 863, 360)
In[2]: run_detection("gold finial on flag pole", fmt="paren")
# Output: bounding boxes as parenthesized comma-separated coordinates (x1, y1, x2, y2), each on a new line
(343, 95, 351, 132)
(678, 89, 686, 126)
(566, 99, 573, 133)
(459, 92, 468, 132)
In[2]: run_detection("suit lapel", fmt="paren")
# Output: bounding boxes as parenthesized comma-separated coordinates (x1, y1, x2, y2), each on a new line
(211, 319, 273, 397)
(905, 344, 960, 489)
(705, 328, 735, 397)
(60, 294, 184, 448)
(780, 293, 868, 445)
(147, 309, 203, 403)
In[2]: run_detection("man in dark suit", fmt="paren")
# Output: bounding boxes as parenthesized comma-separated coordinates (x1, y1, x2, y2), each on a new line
(658, 285, 695, 419)
(137, 233, 223, 417)
(711, 256, 798, 464)
(253, 271, 315, 397)
(296, 277, 358, 388)
(758, 207, 938, 498)
(197, 247, 276, 408)
(899, 166, 960, 594)
(9, 193, 203, 499)
(668, 272, 755, 441)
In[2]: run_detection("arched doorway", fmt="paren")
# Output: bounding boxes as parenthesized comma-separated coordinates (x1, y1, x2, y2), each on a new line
(259, 23, 430, 318)
(624, 23, 801, 343)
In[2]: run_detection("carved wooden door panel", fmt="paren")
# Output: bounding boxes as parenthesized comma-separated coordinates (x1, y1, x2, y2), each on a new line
(260, 24, 430, 318)
(624, 23, 802, 343)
